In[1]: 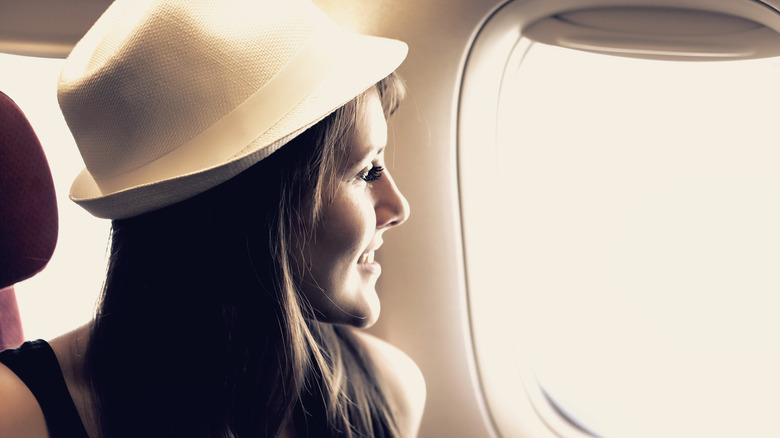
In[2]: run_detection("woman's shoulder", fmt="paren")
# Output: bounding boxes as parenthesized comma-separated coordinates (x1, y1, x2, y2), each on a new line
(0, 325, 93, 438)
(0, 352, 49, 437)
(351, 330, 426, 437)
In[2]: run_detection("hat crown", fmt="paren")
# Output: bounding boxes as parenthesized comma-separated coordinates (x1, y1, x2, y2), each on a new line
(58, 0, 331, 179)
(62, 0, 406, 219)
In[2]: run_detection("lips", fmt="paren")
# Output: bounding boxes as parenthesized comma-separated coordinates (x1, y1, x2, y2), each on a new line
(357, 249, 381, 276)
(358, 251, 375, 264)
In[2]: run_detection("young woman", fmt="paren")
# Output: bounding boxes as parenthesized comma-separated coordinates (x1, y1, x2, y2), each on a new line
(0, 0, 425, 437)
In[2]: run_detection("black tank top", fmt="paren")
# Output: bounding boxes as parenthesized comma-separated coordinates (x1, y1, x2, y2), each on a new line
(0, 340, 90, 438)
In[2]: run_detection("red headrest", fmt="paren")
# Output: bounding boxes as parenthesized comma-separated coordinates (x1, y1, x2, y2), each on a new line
(0, 91, 58, 289)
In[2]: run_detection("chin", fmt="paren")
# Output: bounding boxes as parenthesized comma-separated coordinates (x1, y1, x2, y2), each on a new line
(334, 288, 382, 328)
(318, 309, 379, 328)
(350, 308, 380, 329)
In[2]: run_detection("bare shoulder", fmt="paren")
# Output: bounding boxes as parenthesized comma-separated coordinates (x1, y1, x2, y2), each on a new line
(0, 360, 49, 437)
(352, 330, 426, 437)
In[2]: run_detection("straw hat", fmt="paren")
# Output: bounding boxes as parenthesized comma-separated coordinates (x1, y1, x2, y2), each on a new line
(58, 0, 407, 219)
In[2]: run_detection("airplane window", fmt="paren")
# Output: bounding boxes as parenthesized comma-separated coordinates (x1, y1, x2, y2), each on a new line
(471, 41, 780, 438)
(1, 53, 108, 340)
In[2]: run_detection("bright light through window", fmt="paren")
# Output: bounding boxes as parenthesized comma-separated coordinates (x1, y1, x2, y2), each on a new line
(0, 53, 108, 341)
(501, 43, 780, 438)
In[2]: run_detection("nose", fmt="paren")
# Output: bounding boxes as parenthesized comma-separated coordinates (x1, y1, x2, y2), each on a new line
(375, 169, 410, 229)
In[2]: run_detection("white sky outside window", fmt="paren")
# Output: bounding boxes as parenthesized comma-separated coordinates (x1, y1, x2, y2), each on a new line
(501, 42, 780, 438)
(1, 53, 108, 341)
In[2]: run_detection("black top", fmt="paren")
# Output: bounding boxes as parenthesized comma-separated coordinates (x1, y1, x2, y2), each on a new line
(0, 340, 90, 438)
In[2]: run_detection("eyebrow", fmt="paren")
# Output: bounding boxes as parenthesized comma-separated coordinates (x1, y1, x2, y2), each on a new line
(347, 145, 386, 170)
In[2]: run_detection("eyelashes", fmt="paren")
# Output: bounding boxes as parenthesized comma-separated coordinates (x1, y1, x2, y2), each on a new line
(360, 166, 384, 183)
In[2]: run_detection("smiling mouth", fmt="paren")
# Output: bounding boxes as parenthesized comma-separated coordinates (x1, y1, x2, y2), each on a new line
(358, 251, 375, 264)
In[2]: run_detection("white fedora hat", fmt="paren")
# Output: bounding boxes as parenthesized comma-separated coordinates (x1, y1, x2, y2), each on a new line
(58, 0, 407, 219)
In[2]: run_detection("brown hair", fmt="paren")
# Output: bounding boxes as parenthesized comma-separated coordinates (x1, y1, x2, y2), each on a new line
(84, 73, 406, 438)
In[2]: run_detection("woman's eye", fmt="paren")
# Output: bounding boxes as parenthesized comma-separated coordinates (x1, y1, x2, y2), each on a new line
(360, 165, 385, 183)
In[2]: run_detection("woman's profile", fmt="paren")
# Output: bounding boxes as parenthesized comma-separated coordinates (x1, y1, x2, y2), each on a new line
(0, 0, 425, 437)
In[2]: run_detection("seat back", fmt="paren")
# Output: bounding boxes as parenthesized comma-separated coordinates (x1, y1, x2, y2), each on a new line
(0, 90, 58, 350)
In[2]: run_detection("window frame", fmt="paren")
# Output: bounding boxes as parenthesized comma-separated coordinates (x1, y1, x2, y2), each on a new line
(458, 3, 596, 437)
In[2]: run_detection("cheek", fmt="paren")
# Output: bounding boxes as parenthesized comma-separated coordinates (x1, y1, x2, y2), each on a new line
(304, 190, 375, 290)
(315, 195, 374, 266)
(299, 193, 378, 324)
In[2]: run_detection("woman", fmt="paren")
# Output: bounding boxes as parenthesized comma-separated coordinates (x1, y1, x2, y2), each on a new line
(0, 0, 425, 437)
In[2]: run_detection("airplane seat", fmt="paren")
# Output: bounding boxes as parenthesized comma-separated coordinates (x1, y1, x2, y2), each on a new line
(0, 90, 58, 351)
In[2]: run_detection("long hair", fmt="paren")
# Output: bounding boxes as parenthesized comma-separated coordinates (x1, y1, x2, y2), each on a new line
(84, 73, 405, 438)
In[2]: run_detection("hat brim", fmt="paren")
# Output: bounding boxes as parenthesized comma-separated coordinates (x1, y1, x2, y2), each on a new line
(70, 35, 407, 219)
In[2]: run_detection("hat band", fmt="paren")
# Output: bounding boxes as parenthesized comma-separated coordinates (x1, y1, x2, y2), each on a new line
(92, 24, 343, 195)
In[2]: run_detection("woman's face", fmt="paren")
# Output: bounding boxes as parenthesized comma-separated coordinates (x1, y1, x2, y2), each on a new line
(299, 88, 410, 328)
